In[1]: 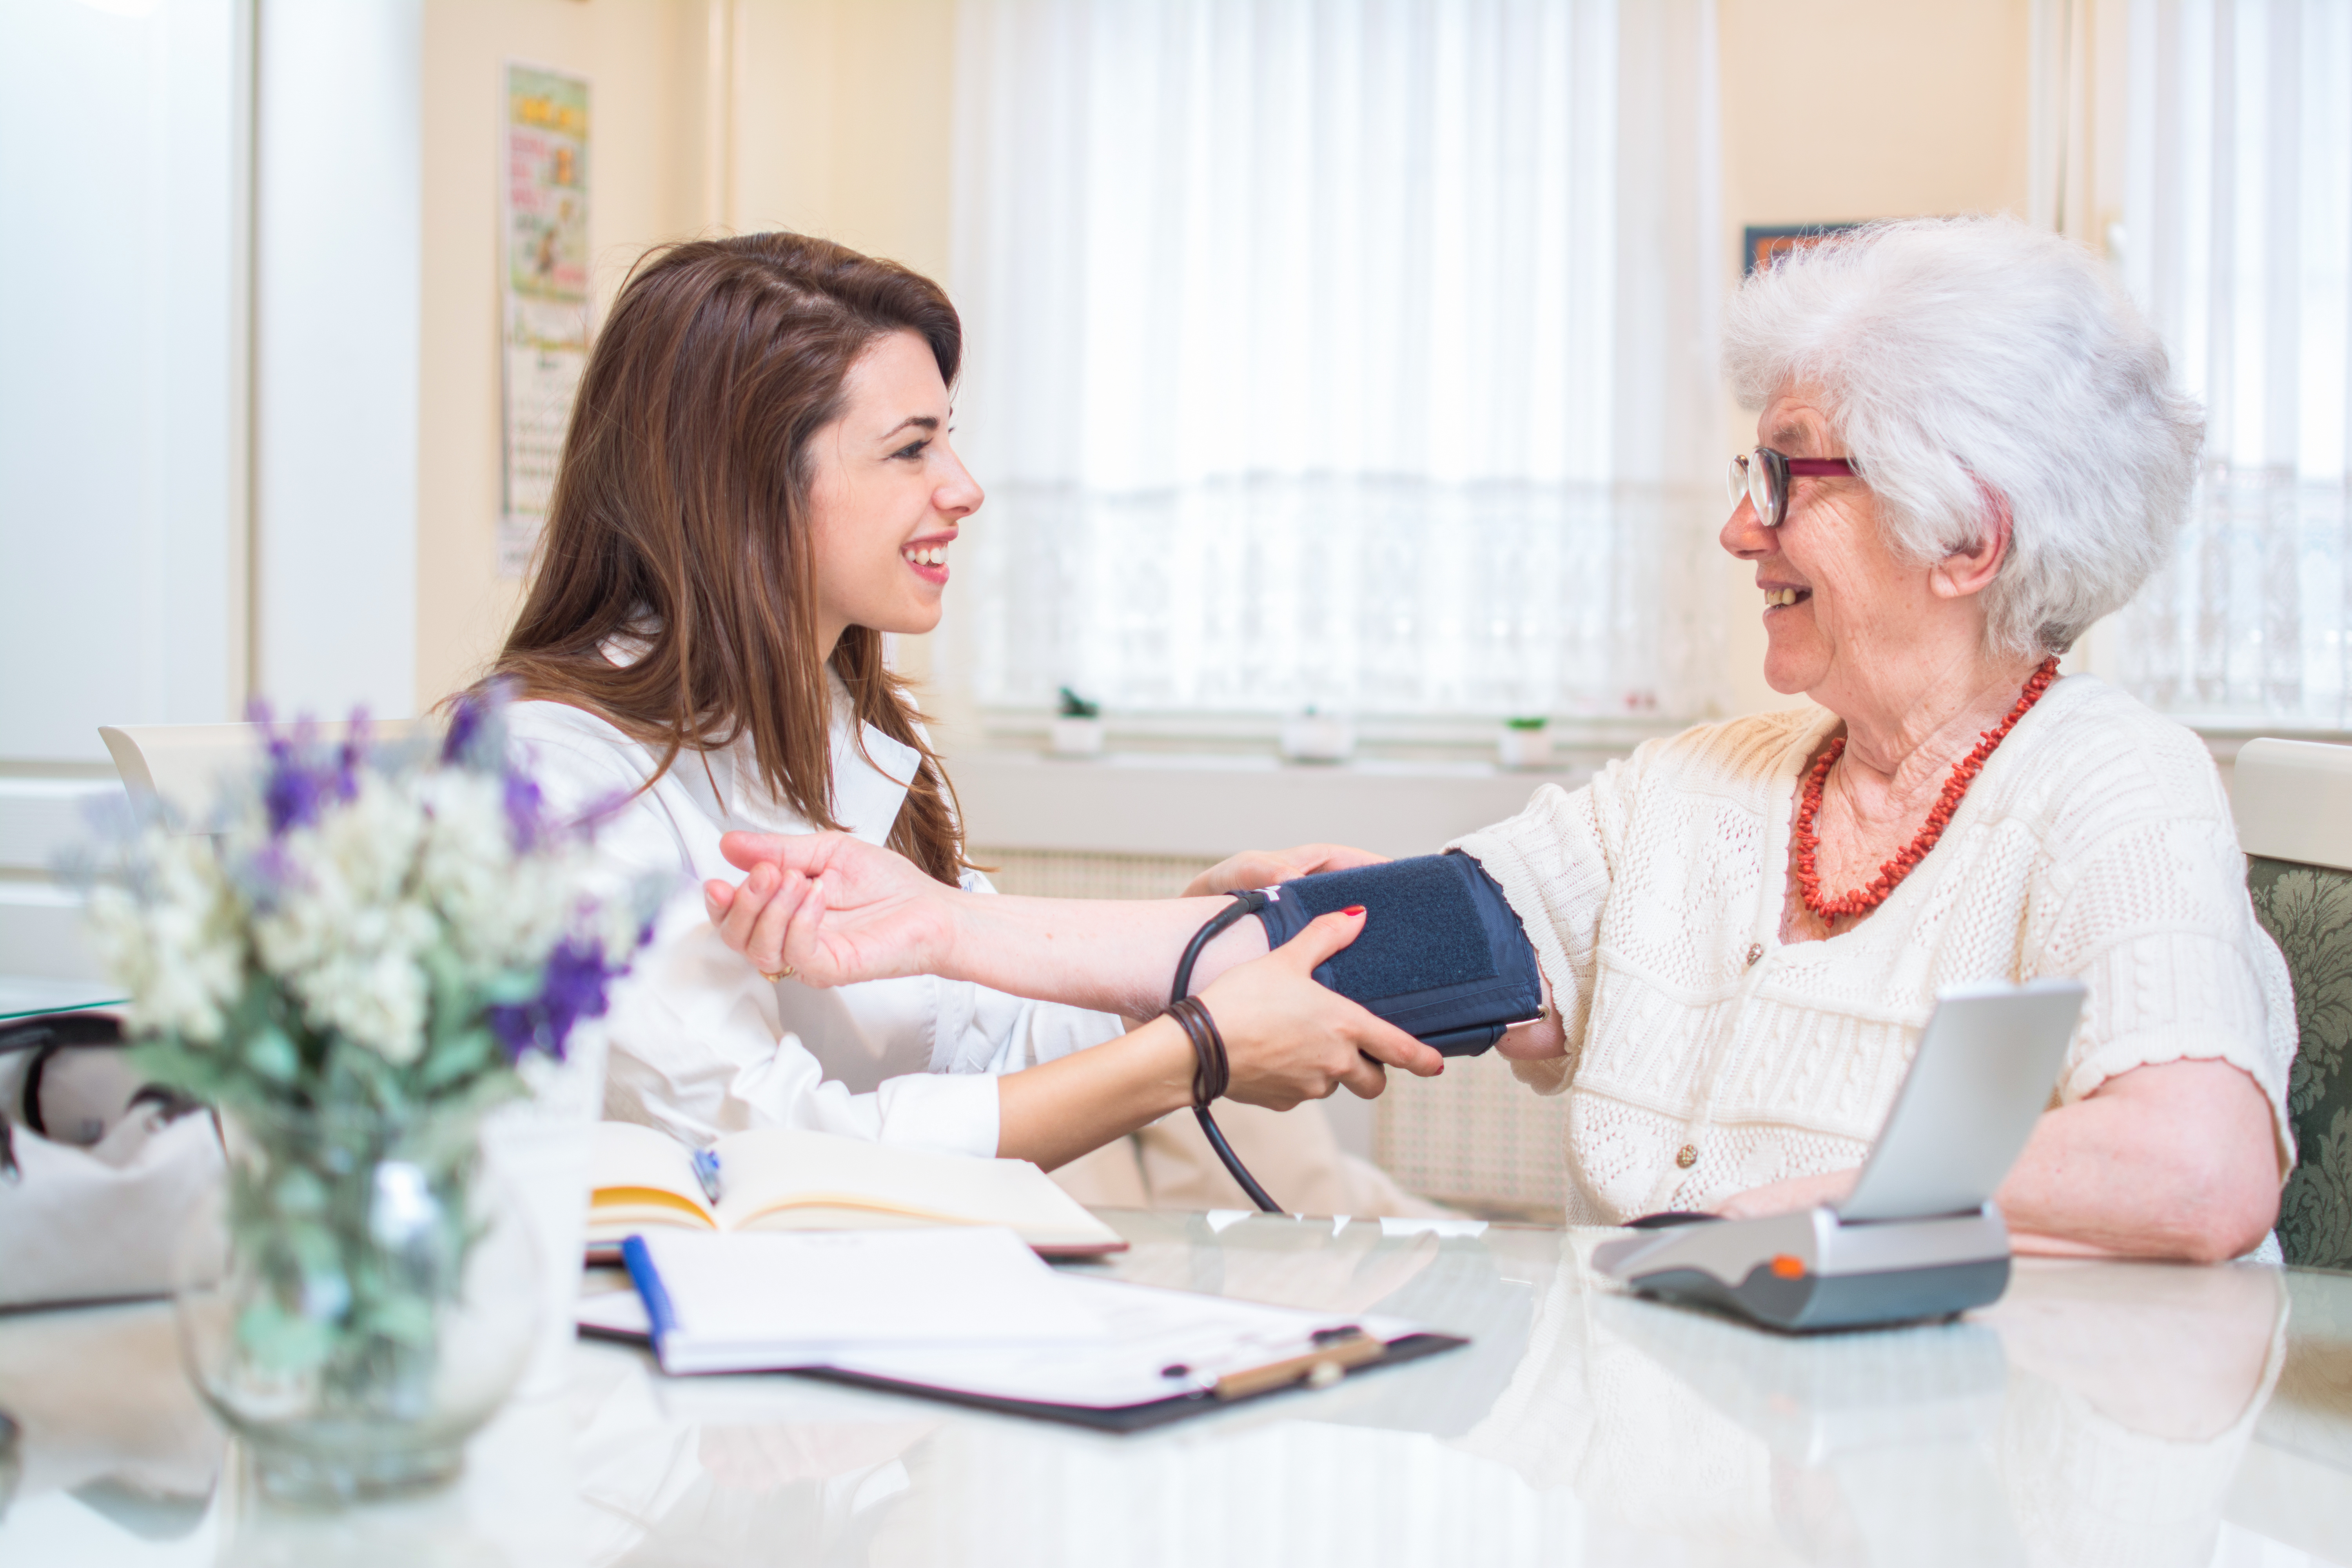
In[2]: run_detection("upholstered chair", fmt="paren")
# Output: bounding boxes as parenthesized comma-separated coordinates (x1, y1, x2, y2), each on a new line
(2234, 738, 2352, 1269)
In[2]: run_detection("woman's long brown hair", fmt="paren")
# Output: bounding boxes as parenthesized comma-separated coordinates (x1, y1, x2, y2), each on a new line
(485, 232, 973, 884)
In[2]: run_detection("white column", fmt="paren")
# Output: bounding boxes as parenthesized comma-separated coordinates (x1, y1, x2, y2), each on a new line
(0, 0, 245, 762)
(251, 0, 423, 720)
(0, 0, 248, 978)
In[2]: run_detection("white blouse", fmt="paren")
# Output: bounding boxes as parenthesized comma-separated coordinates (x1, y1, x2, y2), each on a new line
(505, 693, 1125, 1156)
(1451, 675, 2298, 1227)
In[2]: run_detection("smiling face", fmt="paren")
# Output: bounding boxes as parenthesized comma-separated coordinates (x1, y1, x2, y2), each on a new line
(804, 329, 983, 652)
(1719, 389, 1963, 707)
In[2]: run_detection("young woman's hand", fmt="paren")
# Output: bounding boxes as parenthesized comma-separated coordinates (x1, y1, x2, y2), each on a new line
(1193, 906, 1445, 1107)
(1182, 843, 1388, 898)
(705, 831, 959, 985)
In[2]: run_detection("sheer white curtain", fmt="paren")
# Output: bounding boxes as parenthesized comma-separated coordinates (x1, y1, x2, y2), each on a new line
(2110, 0, 2352, 723)
(946, 0, 1722, 720)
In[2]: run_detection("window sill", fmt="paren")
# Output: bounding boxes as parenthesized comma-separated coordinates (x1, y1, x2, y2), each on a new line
(951, 748, 1589, 860)
(954, 710, 2352, 858)
(977, 706, 1690, 758)
(2176, 720, 2352, 764)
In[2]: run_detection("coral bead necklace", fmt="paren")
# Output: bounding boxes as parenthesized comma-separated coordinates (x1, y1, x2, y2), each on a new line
(1794, 656, 2061, 923)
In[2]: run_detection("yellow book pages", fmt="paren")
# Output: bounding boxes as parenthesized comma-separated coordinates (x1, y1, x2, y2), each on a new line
(588, 1188, 717, 1226)
(588, 1122, 717, 1228)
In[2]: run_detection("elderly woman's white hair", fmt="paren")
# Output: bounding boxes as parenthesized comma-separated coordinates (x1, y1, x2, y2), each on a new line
(1724, 216, 2203, 657)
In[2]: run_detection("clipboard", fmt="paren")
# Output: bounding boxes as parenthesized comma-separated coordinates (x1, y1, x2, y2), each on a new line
(586, 1233, 1468, 1433)
(789, 1331, 1469, 1433)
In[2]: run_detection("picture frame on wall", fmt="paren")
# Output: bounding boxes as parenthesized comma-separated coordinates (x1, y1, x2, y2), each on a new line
(1742, 223, 1864, 276)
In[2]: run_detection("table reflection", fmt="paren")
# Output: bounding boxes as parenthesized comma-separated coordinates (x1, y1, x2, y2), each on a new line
(571, 1353, 936, 1567)
(0, 1300, 221, 1553)
(1457, 1243, 2289, 1567)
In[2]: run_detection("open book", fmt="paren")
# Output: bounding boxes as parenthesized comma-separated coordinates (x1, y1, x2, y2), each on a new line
(588, 1122, 1127, 1258)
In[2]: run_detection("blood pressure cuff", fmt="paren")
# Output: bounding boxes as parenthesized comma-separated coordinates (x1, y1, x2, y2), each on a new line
(1250, 852, 1544, 1057)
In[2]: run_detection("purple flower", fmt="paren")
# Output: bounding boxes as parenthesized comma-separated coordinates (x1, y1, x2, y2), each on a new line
(442, 693, 487, 768)
(336, 711, 372, 801)
(486, 1001, 539, 1060)
(251, 704, 359, 837)
(442, 679, 517, 775)
(489, 938, 630, 1062)
(503, 772, 546, 853)
(538, 940, 615, 1054)
(444, 682, 555, 853)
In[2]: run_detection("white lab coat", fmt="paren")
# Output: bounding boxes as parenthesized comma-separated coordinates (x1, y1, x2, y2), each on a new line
(505, 691, 1125, 1156)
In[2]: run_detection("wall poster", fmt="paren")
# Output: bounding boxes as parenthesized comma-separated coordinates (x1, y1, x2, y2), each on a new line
(499, 64, 591, 579)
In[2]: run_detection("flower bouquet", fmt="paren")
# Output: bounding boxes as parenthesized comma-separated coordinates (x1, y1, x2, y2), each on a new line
(85, 691, 652, 1501)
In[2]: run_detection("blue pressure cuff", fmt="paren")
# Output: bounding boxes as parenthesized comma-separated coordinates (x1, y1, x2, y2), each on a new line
(1249, 852, 1544, 1057)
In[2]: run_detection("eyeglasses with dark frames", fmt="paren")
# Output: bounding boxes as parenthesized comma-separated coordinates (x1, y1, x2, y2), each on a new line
(1728, 447, 1859, 528)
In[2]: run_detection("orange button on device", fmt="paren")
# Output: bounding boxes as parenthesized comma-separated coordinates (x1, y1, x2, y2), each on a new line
(1768, 1254, 1807, 1279)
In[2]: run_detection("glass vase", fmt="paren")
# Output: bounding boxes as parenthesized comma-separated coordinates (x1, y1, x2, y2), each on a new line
(174, 1100, 541, 1504)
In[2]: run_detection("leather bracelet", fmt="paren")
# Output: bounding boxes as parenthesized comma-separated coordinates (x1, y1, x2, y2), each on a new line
(1167, 998, 1210, 1105)
(1167, 996, 1230, 1107)
(1198, 999, 1231, 1103)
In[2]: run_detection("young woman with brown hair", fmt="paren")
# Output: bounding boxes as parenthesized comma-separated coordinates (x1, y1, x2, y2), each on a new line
(486, 232, 1439, 1165)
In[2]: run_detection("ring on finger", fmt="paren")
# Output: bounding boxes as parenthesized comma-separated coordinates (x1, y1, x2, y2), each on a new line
(760, 964, 797, 983)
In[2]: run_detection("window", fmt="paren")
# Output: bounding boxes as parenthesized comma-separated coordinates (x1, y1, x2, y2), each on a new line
(2106, 0, 2352, 725)
(944, 0, 1724, 721)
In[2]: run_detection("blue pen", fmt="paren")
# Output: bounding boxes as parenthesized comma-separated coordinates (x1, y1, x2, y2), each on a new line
(691, 1147, 723, 1205)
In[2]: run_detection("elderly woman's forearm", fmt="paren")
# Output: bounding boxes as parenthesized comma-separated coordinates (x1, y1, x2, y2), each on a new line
(946, 893, 1271, 1015)
(1994, 1060, 2280, 1263)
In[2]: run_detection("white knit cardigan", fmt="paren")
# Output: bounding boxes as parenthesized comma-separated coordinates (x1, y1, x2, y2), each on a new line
(1450, 675, 2298, 1226)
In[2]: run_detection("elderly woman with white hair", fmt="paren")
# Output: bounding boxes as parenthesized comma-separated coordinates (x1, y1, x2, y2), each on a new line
(706, 216, 2294, 1262)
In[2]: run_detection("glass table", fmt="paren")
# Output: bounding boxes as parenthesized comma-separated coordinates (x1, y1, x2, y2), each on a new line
(2, 1209, 2348, 1566)
(0, 981, 125, 1023)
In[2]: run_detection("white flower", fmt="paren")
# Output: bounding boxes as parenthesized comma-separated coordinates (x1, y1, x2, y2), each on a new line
(246, 774, 439, 1063)
(413, 771, 535, 969)
(85, 828, 245, 1044)
(295, 941, 431, 1065)
(90, 702, 648, 1085)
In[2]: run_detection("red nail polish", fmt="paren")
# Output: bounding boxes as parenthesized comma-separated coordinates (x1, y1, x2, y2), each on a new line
(1342, 904, 1366, 916)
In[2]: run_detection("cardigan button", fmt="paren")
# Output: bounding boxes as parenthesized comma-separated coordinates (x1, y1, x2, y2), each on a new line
(1675, 1143, 1699, 1169)
(1744, 943, 1763, 967)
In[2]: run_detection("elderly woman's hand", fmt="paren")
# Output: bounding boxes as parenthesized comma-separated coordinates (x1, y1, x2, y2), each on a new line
(1182, 843, 1388, 898)
(1714, 1168, 1860, 1221)
(707, 830, 959, 985)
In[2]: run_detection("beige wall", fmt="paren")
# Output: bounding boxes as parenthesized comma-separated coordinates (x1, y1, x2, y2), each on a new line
(412, 0, 2032, 722)
(1713, 0, 2032, 718)
(412, 0, 957, 711)
(733, 0, 958, 281)
(416, 0, 704, 711)
(730, 0, 958, 689)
